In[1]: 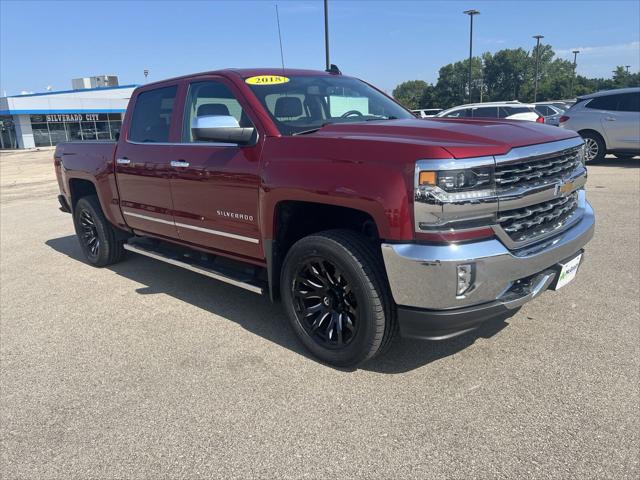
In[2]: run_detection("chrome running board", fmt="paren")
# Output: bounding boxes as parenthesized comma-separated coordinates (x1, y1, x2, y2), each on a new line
(124, 242, 264, 295)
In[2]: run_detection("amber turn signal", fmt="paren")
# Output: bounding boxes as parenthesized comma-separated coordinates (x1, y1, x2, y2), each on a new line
(419, 171, 436, 186)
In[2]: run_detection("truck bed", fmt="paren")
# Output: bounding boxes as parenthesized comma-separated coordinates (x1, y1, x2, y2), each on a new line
(55, 141, 117, 175)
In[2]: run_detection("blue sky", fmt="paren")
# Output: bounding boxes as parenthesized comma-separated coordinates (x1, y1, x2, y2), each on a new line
(1, 0, 638, 96)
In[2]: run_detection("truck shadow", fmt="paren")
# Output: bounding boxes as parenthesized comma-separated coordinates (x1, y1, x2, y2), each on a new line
(46, 235, 513, 374)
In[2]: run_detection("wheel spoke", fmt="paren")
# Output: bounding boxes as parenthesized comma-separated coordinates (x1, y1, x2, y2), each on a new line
(303, 302, 323, 317)
(336, 313, 344, 345)
(292, 255, 358, 349)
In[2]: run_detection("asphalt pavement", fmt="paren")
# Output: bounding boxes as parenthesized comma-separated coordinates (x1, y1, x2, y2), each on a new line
(1, 149, 638, 479)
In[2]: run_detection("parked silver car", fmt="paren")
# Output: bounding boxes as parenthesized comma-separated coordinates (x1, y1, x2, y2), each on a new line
(534, 104, 565, 126)
(560, 87, 640, 162)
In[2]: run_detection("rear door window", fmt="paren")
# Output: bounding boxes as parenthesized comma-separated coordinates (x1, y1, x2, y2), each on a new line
(616, 92, 640, 112)
(536, 105, 551, 116)
(471, 106, 498, 118)
(129, 86, 177, 142)
(586, 94, 620, 111)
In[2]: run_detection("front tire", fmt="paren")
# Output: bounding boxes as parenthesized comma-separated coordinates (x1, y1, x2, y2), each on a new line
(73, 195, 125, 267)
(281, 230, 396, 367)
(580, 131, 606, 163)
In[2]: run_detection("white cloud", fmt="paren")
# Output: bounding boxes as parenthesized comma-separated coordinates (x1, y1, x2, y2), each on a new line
(556, 41, 640, 77)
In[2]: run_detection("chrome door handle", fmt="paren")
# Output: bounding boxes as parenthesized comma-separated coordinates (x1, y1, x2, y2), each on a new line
(605, 116, 616, 121)
(116, 157, 131, 165)
(170, 160, 190, 168)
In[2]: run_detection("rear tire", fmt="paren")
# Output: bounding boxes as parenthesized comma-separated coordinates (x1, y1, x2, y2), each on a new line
(281, 230, 396, 367)
(580, 131, 606, 162)
(73, 195, 125, 267)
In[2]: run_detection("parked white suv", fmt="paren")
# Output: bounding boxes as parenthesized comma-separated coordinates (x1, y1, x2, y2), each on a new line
(411, 108, 443, 118)
(559, 87, 640, 162)
(436, 101, 543, 122)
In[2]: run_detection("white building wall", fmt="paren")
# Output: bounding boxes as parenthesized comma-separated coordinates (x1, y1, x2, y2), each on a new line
(13, 115, 35, 149)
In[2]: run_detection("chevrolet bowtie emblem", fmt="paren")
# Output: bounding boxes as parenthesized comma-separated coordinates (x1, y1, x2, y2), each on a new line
(556, 180, 575, 196)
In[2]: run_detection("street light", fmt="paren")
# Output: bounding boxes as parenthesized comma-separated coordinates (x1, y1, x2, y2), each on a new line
(625, 65, 631, 73)
(532, 35, 544, 102)
(463, 9, 480, 103)
(324, 0, 330, 71)
(570, 50, 579, 98)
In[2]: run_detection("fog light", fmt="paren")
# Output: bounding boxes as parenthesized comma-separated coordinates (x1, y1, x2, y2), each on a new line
(456, 264, 474, 296)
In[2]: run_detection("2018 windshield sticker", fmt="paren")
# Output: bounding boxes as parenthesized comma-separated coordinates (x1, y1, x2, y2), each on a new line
(245, 75, 290, 85)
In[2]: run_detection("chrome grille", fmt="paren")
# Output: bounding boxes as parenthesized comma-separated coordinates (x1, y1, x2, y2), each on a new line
(498, 192, 579, 243)
(495, 147, 582, 189)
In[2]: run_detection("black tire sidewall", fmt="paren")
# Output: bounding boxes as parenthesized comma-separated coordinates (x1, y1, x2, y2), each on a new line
(281, 234, 385, 367)
(73, 196, 114, 267)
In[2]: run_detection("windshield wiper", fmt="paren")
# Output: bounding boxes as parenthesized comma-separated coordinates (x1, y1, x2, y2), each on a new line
(364, 115, 398, 121)
(292, 122, 333, 136)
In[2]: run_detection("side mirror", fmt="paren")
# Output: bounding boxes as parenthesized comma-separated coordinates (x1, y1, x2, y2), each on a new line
(191, 115, 255, 144)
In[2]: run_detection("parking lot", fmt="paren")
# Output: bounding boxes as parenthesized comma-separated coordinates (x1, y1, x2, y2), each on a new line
(1, 148, 638, 479)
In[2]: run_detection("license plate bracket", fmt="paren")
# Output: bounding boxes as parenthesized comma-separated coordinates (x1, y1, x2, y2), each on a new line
(550, 251, 584, 290)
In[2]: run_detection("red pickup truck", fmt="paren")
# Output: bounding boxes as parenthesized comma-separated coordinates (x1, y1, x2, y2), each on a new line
(54, 68, 594, 367)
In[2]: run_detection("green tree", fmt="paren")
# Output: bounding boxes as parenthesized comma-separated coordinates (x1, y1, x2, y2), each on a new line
(392, 80, 429, 109)
(394, 48, 639, 109)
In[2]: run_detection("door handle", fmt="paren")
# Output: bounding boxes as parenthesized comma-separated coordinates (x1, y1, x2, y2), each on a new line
(116, 157, 131, 165)
(605, 116, 616, 121)
(170, 160, 190, 168)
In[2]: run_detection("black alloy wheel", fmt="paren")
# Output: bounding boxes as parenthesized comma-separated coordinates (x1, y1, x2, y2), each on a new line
(73, 195, 126, 267)
(292, 258, 358, 348)
(281, 230, 396, 367)
(79, 209, 100, 259)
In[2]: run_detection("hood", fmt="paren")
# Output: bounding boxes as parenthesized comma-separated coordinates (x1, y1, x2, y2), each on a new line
(313, 118, 578, 158)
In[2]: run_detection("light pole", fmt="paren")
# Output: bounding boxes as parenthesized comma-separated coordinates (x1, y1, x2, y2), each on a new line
(570, 50, 579, 97)
(463, 9, 480, 103)
(532, 35, 544, 102)
(324, 0, 330, 71)
(625, 65, 631, 73)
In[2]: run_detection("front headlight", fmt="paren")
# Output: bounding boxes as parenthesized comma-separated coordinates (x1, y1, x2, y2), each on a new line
(422, 168, 492, 191)
(417, 167, 494, 202)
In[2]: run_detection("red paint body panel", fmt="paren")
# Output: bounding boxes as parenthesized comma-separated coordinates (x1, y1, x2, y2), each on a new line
(54, 68, 581, 262)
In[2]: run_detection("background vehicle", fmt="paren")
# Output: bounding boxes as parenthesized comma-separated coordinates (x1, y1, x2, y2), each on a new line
(411, 108, 443, 118)
(534, 104, 565, 126)
(54, 68, 594, 367)
(560, 87, 640, 162)
(536, 101, 574, 112)
(436, 101, 543, 122)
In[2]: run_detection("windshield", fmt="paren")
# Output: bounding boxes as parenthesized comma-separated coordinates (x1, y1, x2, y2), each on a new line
(245, 75, 413, 135)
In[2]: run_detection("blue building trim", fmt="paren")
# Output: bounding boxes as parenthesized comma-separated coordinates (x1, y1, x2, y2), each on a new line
(0, 109, 126, 115)
(6, 84, 138, 98)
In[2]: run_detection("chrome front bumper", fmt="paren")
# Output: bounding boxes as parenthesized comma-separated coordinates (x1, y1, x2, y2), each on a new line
(381, 200, 595, 312)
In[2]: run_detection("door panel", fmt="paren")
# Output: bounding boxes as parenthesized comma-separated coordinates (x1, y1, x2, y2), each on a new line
(115, 142, 178, 238)
(170, 146, 262, 259)
(169, 78, 263, 259)
(115, 84, 179, 238)
(601, 111, 640, 150)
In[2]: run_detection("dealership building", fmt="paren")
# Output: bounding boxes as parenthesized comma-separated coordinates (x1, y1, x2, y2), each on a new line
(0, 76, 136, 149)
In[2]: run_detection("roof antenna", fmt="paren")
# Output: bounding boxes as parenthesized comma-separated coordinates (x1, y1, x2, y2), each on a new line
(275, 5, 285, 72)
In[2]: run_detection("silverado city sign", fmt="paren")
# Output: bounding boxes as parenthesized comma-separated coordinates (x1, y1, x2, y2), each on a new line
(46, 114, 102, 122)
(30, 113, 116, 123)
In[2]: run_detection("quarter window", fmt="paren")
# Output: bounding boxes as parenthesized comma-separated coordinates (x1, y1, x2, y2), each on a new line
(128, 86, 177, 143)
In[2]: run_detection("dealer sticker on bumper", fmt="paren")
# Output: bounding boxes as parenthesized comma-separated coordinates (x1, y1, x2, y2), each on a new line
(552, 253, 583, 290)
